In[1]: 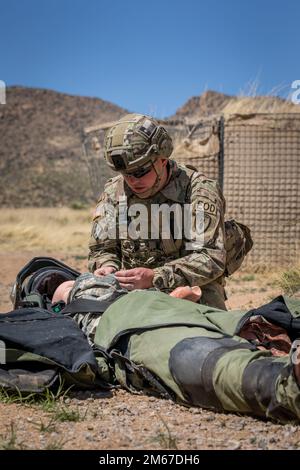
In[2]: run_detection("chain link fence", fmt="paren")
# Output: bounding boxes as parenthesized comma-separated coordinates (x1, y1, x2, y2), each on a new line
(164, 113, 300, 266)
(223, 113, 300, 266)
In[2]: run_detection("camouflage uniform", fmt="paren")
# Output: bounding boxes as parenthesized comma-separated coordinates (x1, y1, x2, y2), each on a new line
(68, 272, 129, 346)
(88, 159, 227, 310)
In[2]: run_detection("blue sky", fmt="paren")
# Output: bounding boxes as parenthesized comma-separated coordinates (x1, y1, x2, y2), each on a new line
(0, 0, 299, 116)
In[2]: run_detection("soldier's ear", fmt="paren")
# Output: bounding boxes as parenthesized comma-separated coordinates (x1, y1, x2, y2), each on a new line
(161, 158, 168, 167)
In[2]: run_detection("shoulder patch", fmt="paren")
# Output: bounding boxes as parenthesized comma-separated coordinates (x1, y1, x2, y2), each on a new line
(199, 199, 218, 216)
(191, 173, 224, 209)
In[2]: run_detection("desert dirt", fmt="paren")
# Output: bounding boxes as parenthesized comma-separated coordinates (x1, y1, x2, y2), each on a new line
(0, 209, 299, 450)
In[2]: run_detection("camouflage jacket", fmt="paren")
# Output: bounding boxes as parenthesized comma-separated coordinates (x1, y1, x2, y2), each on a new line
(88, 160, 226, 291)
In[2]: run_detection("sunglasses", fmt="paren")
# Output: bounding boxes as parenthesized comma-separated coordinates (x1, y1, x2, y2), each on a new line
(124, 165, 153, 179)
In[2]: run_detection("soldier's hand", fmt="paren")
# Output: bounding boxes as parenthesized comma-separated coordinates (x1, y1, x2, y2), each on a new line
(94, 266, 116, 277)
(114, 268, 154, 290)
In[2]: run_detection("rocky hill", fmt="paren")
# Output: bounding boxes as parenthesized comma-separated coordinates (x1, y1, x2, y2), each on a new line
(0, 86, 127, 207)
(0, 86, 298, 207)
(172, 90, 232, 120)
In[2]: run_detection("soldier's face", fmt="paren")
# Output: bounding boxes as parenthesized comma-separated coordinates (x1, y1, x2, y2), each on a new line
(123, 159, 168, 195)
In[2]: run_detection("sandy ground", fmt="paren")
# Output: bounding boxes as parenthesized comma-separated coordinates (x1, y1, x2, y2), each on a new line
(0, 250, 299, 450)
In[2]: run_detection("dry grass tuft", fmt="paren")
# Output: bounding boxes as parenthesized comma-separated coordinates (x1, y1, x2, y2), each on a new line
(222, 96, 299, 115)
(278, 266, 300, 296)
(0, 208, 93, 253)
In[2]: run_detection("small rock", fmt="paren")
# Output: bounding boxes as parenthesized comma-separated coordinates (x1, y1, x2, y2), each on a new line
(257, 439, 268, 450)
(228, 441, 241, 450)
(235, 424, 245, 431)
(205, 415, 215, 421)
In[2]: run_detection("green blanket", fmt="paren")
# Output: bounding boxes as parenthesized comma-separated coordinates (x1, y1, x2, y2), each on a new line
(95, 291, 300, 423)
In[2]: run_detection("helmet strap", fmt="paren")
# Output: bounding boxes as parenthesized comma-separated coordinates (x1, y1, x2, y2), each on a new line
(134, 160, 166, 198)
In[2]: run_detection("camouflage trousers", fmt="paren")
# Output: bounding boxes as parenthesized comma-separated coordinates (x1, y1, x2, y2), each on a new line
(71, 312, 101, 347)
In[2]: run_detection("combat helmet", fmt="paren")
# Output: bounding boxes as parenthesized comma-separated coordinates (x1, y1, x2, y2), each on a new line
(104, 113, 173, 174)
(10, 257, 80, 311)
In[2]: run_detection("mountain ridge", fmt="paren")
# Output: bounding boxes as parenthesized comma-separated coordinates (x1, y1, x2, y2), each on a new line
(0, 85, 298, 207)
